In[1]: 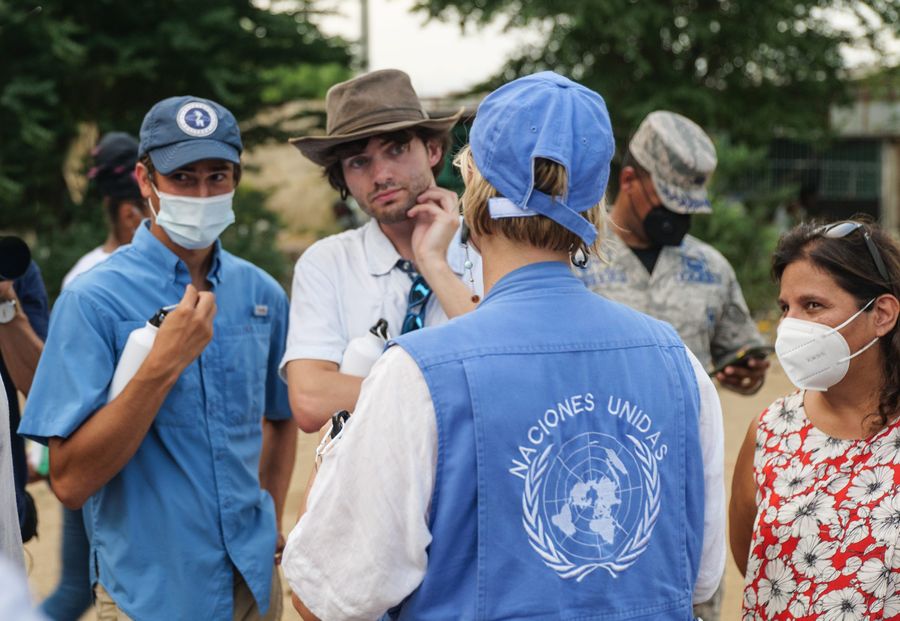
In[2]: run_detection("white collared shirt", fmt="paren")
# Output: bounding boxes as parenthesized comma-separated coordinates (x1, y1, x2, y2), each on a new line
(280, 219, 483, 373)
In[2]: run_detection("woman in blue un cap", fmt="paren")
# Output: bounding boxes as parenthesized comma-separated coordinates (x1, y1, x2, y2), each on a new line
(283, 72, 725, 621)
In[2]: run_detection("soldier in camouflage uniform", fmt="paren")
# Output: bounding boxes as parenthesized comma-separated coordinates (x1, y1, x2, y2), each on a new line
(578, 110, 769, 621)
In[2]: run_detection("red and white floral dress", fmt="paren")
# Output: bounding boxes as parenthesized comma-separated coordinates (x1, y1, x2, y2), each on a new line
(743, 391, 900, 620)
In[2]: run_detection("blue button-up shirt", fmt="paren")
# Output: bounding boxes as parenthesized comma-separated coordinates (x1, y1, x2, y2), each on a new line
(19, 223, 291, 620)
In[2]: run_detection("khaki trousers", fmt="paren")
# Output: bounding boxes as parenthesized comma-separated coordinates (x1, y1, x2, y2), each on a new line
(94, 567, 283, 621)
(692, 580, 723, 621)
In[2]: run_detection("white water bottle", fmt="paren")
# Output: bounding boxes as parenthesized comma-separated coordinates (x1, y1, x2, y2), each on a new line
(108, 306, 174, 400)
(339, 319, 390, 378)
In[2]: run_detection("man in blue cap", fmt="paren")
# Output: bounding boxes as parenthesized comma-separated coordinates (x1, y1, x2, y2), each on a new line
(20, 96, 295, 620)
(282, 72, 724, 620)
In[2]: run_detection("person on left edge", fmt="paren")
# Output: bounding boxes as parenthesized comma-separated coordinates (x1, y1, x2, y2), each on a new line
(1, 375, 23, 568)
(0, 251, 48, 545)
(282, 71, 725, 620)
(0, 556, 47, 621)
(19, 96, 295, 621)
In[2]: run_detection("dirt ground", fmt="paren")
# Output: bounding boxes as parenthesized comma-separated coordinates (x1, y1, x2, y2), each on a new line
(22, 365, 793, 621)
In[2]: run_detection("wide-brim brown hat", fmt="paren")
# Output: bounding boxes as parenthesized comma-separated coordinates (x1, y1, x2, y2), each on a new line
(290, 69, 463, 166)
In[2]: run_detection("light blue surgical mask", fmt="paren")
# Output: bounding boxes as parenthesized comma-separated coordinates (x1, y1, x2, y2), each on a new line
(149, 184, 235, 250)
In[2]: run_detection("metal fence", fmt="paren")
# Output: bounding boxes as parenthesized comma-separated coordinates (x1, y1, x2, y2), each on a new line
(731, 139, 882, 202)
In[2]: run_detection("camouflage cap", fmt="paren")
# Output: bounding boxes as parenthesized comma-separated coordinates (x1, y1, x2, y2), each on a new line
(628, 111, 716, 214)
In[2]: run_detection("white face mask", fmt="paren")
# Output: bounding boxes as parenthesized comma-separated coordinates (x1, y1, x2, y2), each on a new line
(775, 298, 879, 391)
(149, 184, 235, 250)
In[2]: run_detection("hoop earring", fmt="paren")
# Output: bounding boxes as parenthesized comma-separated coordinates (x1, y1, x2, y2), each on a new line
(570, 246, 588, 269)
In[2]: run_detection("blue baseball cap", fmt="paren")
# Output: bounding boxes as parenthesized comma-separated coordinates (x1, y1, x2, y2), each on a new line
(138, 96, 242, 175)
(89, 132, 141, 201)
(469, 71, 614, 245)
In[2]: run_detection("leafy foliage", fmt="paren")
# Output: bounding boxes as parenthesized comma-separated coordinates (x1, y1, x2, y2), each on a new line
(32, 219, 106, 302)
(220, 186, 292, 290)
(414, 0, 898, 314)
(259, 62, 351, 104)
(414, 0, 898, 146)
(0, 0, 349, 231)
(692, 198, 781, 316)
(0, 0, 348, 300)
(692, 139, 788, 315)
(854, 62, 900, 99)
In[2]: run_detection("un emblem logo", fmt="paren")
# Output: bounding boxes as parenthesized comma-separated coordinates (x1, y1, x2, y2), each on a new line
(176, 102, 218, 137)
(522, 433, 660, 581)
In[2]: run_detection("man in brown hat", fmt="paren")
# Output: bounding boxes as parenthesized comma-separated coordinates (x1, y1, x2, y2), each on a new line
(281, 69, 482, 432)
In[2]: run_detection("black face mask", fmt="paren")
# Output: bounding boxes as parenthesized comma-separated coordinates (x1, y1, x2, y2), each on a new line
(642, 206, 691, 247)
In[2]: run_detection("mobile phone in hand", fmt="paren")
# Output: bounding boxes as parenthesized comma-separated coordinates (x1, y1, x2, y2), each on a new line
(710, 345, 775, 376)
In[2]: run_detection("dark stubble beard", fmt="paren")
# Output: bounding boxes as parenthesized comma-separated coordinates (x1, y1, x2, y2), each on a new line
(362, 166, 435, 225)
(371, 192, 418, 224)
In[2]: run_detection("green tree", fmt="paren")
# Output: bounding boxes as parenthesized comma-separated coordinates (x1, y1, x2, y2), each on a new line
(0, 0, 349, 231)
(691, 198, 781, 316)
(416, 0, 897, 315)
(0, 0, 350, 298)
(414, 0, 898, 146)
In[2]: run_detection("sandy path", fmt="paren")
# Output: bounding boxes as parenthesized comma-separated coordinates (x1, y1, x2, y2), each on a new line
(23, 367, 793, 620)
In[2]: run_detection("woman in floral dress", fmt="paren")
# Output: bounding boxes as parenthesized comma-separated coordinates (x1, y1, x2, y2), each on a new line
(731, 220, 900, 620)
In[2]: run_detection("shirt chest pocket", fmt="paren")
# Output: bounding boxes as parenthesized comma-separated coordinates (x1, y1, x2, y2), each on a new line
(217, 322, 270, 424)
(113, 321, 202, 427)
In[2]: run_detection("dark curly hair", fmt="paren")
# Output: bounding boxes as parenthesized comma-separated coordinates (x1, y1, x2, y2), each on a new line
(772, 218, 900, 430)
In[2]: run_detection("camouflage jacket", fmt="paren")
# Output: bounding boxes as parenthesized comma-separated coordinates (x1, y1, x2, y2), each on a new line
(577, 231, 763, 371)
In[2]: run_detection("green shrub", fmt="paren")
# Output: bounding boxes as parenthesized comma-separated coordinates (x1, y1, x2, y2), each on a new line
(691, 198, 780, 318)
(691, 138, 791, 318)
(221, 185, 291, 290)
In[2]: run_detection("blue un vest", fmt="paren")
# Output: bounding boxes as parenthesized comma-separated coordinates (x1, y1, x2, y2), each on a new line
(390, 262, 705, 621)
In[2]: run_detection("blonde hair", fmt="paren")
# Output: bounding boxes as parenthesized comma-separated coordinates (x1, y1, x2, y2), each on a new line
(454, 145, 605, 256)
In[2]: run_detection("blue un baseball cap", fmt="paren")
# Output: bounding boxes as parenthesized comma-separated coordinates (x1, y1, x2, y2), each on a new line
(470, 71, 614, 245)
(138, 96, 242, 175)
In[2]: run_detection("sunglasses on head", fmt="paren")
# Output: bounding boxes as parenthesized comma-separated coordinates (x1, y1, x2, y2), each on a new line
(818, 221, 890, 283)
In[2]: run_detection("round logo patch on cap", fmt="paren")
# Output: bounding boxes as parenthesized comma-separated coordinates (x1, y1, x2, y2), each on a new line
(176, 102, 218, 137)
